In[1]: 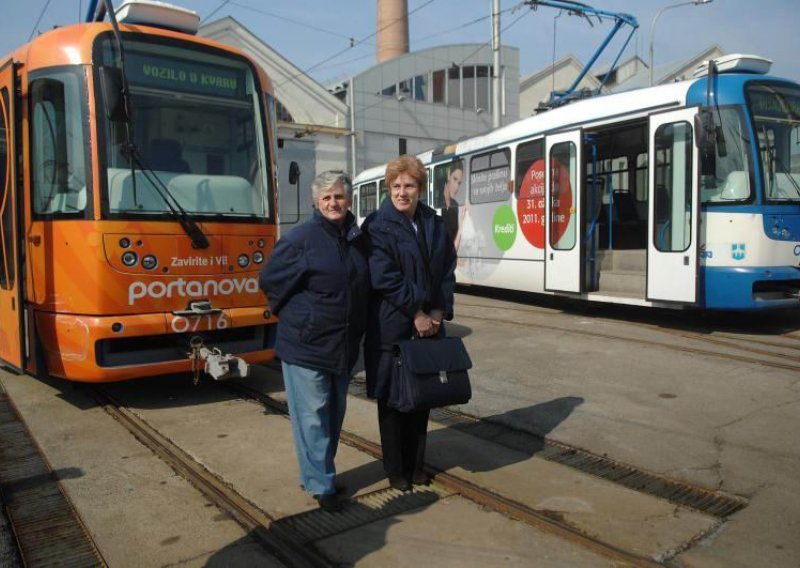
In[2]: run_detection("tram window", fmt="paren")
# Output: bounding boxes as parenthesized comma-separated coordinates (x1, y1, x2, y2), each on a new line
(550, 142, 577, 251)
(423, 168, 430, 203)
(359, 182, 377, 217)
(635, 153, 648, 202)
(515, 139, 545, 199)
(470, 149, 510, 204)
(30, 72, 89, 216)
(653, 122, 693, 252)
(97, 38, 271, 219)
(433, 160, 464, 209)
(0, 87, 11, 289)
(699, 107, 752, 203)
(379, 179, 389, 205)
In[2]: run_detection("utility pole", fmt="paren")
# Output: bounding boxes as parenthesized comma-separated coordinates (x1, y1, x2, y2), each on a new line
(492, 0, 502, 128)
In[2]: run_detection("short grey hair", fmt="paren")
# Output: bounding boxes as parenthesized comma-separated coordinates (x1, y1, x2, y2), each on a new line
(311, 170, 352, 202)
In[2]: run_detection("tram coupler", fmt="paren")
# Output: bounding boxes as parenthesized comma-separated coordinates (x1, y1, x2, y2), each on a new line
(188, 336, 249, 383)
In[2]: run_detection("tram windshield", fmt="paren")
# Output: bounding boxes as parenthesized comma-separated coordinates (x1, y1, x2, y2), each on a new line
(747, 82, 800, 203)
(97, 36, 271, 219)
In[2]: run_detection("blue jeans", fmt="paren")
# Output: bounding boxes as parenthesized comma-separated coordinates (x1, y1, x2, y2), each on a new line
(282, 362, 350, 496)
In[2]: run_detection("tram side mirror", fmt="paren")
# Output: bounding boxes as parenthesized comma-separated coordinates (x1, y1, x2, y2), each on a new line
(288, 161, 300, 185)
(99, 66, 129, 123)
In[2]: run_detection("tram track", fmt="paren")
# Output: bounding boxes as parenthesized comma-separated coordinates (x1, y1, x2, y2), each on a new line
(80, 370, 750, 568)
(455, 302, 800, 374)
(222, 380, 718, 568)
(84, 386, 332, 568)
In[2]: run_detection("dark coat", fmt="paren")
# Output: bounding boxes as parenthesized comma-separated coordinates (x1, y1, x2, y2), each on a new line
(259, 209, 369, 376)
(362, 198, 457, 400)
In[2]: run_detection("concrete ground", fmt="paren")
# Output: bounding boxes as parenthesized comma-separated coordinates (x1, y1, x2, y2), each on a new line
(0, 292, 798, 566)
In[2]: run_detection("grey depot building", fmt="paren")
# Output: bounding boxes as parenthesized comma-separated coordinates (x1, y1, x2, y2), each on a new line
(199, 1, 520, 229)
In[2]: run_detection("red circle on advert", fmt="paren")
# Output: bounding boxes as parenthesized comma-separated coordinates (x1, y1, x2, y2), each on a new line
(517, 159, 546, 248)
(549, 159, 573, 246)
(517, 159, 573, 248)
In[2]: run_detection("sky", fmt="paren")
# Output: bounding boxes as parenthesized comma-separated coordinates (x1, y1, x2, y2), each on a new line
(1, 0, 798, 88)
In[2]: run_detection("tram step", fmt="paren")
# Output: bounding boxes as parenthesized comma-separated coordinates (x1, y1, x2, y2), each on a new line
(596, 249, 646, 272)
(597, 269, 646, 296)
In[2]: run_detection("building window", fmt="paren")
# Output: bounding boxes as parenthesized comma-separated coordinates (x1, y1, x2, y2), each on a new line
(414, 74, 428, 102)
(462, 65, 475, 109)
(448, 66, 460, 107)
(432, 70, 445, 103)
(275, 99, 294, 123)
(381, 84, 397, 97)
(476, 65, 490, 111)
(399, 137, 407, 155)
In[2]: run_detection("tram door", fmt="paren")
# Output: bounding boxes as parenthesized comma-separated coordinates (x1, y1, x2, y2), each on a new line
(0, 61, 24, 371)
(545, 130, 582, 293)
(647, 109, 699, 303)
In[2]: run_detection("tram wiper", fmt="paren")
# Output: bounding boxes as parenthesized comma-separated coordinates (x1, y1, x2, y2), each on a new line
(126, 149, 210, 249)
(97, 0, 209, 249)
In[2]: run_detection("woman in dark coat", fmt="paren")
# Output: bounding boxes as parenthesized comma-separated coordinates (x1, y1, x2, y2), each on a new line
(362, 155, 457, 491)
(259, 170, 369, 512)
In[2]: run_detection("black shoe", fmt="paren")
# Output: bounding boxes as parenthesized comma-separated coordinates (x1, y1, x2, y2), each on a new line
(411, 471, 431, 486)
(388, 476, 412, 492)
(314, 493, 345, 512)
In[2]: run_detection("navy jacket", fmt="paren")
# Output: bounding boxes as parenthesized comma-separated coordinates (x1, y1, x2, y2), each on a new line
(259, 210, 369, 376)
(362, 198, 457, 400)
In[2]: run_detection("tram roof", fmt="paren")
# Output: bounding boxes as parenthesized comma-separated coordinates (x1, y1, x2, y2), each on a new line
(455, 80, 695, 157)
(7, 21, 254, 74)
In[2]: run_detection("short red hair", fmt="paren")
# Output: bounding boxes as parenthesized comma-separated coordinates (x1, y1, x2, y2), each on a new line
(385, 155, 427, 190)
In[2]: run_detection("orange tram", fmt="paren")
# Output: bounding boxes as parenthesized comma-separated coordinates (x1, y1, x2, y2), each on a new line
(0, 1, 279, 382)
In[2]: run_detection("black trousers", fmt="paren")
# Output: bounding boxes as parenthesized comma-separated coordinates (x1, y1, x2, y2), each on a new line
(377, 399, 430, 480)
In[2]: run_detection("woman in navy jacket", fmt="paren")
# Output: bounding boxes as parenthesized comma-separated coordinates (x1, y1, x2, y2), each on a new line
(362, 155, 457, 491)
(260, 170, 368, 512)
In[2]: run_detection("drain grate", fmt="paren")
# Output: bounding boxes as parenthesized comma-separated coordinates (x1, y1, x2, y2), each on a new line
(273, 486, 448, 544)
(348, 381, 748, 518)
(0, 389, 105, 567)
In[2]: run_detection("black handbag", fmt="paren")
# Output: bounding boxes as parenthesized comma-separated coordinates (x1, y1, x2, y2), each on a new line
(389, 336, 472, 412)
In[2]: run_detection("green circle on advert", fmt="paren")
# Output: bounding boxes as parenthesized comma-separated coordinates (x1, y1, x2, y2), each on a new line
(492, 205, 517, 251)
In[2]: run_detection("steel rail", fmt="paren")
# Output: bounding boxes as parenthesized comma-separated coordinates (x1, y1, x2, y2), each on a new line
(455, 311, 800, 373)
(85, 386, 333, 568)
(224, 382, 664, 568)
(456, 299, 800, 358)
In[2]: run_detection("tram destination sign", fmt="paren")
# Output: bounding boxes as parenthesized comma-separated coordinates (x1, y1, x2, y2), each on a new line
(125, 52, 246, 100)
(748, 89, 800, 120)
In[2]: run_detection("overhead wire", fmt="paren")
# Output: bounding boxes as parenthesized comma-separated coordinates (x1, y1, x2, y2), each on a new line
(28, 0, 54, 41)
(228, 1, 357, 42)
(274, 0, 440, 89)
(286, 5, 534, 135)
(201, 0, 231, 24)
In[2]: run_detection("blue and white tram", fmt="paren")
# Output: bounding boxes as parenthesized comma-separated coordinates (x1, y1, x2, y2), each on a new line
(352, 54, 800, 311)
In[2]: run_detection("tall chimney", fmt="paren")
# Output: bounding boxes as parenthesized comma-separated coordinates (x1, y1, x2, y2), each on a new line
(377, 0, 409, 63)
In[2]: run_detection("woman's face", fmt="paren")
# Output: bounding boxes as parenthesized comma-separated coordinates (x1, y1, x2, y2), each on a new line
(316, 184, 350, 225)
(446, 169, 463, 199)
(390, 172, 420, 219)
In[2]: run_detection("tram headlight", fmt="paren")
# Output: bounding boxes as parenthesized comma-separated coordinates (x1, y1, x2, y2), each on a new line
(121, 251, 138, 267)
(257, 239, 265, 248)
(141, 255, 158, 270)
(237, 254, 250, 268)
(253, 251, 264, 264)
(119, 237, 131, 248)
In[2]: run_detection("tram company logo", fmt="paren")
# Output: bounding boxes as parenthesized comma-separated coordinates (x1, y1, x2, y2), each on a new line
(128, 277, 259, 305)
(731, 243, 746, 261)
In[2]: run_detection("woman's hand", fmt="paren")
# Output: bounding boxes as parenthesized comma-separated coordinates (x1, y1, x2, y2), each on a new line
(414, 310, 436, 337)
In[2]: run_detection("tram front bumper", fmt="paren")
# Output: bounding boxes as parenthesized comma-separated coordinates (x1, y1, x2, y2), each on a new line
(35, 307, 277, 382)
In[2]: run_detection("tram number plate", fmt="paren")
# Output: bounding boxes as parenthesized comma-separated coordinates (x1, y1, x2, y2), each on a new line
(169, 313, 229, 334)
